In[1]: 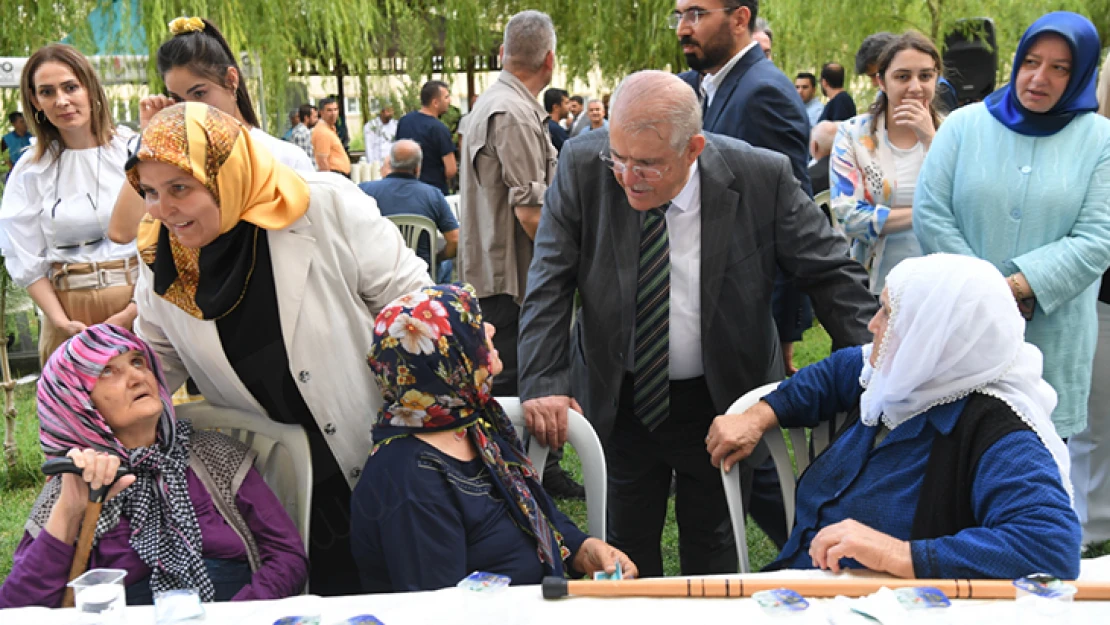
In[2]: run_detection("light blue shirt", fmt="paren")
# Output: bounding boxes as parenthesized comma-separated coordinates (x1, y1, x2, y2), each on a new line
(914, 103, 1110, 437)
(804, 98, 824, 127)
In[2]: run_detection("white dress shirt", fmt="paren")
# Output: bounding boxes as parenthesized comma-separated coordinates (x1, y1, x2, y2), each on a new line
(701, 41, 760, 110)
(627, 162, 703, 380)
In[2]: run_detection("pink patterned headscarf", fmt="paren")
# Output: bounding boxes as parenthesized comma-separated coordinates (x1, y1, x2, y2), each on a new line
(37, 323, 176, 459)
(33, 324, 216, 600)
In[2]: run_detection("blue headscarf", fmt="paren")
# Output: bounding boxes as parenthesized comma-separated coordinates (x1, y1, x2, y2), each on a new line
(985, 12, 1101, 137)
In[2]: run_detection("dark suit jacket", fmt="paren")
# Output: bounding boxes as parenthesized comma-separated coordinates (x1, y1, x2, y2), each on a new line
(517, 130, 876, 440)
(679, 46, 812, 197)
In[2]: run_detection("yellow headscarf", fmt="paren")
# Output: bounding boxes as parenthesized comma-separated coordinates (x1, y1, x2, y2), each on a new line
(128, 103, 310, 318)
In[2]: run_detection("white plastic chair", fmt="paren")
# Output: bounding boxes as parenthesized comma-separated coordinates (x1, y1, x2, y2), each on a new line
(386, 214, 438, 278)
(814, 189, 847, 239)
(720, 381, 850, 572)
(444, 194, 461, 221)
(175, 401, 313, 552)
(497, 397, 607, 540)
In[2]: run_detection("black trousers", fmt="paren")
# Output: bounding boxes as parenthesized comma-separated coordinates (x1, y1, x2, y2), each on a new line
(480, 294, 520, 397)
(482, 293, 568, 473)
(606, 375, 738, 576)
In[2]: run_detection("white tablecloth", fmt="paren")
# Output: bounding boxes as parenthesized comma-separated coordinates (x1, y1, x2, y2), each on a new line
(4, 560, 1108, 625)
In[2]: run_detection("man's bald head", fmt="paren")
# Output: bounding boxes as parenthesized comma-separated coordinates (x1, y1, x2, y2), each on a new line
(810, 121, 838, 160)
(610, 70, 702, 151)
(390, 139, 423, 175)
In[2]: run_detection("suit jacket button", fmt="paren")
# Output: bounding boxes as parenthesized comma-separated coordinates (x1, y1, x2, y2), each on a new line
(324, 423, 337, 435)
(298, 370, 311, 383)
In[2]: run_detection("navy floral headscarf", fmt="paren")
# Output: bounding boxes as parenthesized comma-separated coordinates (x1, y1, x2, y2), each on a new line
(368, 284, 570, 572)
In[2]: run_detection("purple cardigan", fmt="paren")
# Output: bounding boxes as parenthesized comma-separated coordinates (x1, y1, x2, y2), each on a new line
(0, 467, 308, 608)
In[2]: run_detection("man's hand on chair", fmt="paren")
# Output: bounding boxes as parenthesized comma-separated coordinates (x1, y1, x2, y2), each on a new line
(522, 395, 582, 448)
(705, 401, 779, 472)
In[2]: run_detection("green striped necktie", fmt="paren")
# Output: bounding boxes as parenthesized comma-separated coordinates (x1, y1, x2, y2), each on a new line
(634, 204, 671, 430)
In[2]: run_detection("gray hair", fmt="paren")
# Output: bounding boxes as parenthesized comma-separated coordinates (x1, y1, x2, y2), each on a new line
(503, 10, 556, 73)
(810, 121, 839, 159)
(389, 139, 423, 174)
(610, 71, 702, 151)
(754, 17, 772, 42)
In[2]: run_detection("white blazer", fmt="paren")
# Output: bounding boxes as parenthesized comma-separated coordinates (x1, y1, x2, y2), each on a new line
(135, 173, 433, 488)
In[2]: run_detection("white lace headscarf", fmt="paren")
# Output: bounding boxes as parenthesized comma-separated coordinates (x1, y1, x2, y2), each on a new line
(858, 253, 1073, 502)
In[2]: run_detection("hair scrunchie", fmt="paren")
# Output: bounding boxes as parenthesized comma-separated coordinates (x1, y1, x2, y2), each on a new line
(168, 16, 205, 36)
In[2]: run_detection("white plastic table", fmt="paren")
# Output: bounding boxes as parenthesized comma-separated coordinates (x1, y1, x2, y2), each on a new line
(4, 559, 1108, 625)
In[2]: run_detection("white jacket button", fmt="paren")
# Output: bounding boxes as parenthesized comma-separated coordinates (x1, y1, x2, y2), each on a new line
(298, 370, 311, 383)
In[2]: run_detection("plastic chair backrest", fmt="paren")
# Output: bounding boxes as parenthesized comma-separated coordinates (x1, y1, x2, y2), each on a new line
(719, 381, 849, 572)
(385, 214, 438, 277)
(444, 194, 461, 221)
(175, 401, 313, 552)
(497, 397, 607, 540)
(814, 189, 846, 239)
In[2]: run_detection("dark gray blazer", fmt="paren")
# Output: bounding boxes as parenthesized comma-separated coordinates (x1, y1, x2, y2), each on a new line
(517, 130, 875, 440)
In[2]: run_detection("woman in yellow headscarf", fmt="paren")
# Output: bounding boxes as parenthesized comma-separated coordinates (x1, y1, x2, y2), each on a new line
(127, 102, 431, 595)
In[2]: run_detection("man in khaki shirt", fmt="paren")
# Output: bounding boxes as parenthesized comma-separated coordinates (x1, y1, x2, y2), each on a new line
(458, 9, 584, 499)
(312, 97, 351, 176)
(458, 9, 557, 395)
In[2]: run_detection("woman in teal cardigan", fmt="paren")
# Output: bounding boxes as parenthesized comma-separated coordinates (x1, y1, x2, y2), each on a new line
(914, 12, 1110, 438)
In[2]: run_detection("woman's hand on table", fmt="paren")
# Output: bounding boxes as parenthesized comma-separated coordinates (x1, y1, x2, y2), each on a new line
(706, 400, 779, 472)
(808, 519, 914, 578)
(572, 537, 638, 579)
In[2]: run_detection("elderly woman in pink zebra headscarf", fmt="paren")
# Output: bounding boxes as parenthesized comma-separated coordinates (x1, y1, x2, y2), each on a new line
(0, 324, 307, 608)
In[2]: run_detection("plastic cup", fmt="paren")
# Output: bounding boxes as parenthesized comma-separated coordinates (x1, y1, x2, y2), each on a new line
(68, 568, 127, 624)
(1012, 574, 1076, 623)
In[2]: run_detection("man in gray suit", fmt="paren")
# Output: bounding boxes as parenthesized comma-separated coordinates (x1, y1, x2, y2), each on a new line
(517, 71, 875, 576)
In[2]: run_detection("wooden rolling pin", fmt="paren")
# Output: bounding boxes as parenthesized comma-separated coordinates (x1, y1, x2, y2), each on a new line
(541, 576, 1110, 601)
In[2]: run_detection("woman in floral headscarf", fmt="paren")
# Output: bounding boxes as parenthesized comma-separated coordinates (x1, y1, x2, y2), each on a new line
(0, 324, 306, 608)
(351, 284, 637, 592)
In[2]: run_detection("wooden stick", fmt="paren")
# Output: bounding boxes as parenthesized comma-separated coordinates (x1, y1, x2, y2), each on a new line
(62, 501, 104, 608)
(542, 576, 1110, 601)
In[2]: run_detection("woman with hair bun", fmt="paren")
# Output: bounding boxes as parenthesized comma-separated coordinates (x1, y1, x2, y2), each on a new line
(107, 17, 314, 244)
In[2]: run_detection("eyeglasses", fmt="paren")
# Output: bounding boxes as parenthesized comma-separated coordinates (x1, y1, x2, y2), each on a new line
(599, 151, 672, 182)
(666, 7, 737, 29)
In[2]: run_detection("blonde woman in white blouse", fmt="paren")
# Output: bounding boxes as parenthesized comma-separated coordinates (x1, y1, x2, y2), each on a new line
(0, 44, 138, 364)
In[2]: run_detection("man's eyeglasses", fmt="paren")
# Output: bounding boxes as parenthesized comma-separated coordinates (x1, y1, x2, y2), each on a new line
(599, 151, 671, 182)
(667, 7, 738, 29)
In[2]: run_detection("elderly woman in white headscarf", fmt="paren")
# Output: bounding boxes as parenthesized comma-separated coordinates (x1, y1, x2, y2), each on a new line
(705, 253, 1080, 579)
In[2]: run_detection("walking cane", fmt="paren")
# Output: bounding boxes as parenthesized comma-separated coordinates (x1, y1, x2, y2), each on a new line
(42, 457, 130, 608)
(542, 576, 1110, 601)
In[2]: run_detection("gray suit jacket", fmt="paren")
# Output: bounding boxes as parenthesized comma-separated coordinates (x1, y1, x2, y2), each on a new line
(518, 130, 876, 441)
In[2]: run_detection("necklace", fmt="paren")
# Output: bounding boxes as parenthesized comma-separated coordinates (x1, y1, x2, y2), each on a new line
(50, 145, 105, 251)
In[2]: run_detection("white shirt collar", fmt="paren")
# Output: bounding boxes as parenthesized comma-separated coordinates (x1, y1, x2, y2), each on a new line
(701, 40, 759, 101)
(669, 161, 700, 214)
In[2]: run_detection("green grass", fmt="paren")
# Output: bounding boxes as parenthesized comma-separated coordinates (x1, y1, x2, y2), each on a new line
(0, 384, 45, 581)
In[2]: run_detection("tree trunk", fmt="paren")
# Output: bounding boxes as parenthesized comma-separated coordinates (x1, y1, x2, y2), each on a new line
(0, 275, 18, 471)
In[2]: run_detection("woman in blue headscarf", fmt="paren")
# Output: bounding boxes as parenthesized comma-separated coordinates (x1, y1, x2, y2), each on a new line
(350, 284, 637, 593)
(915, 12, 1110, 440)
